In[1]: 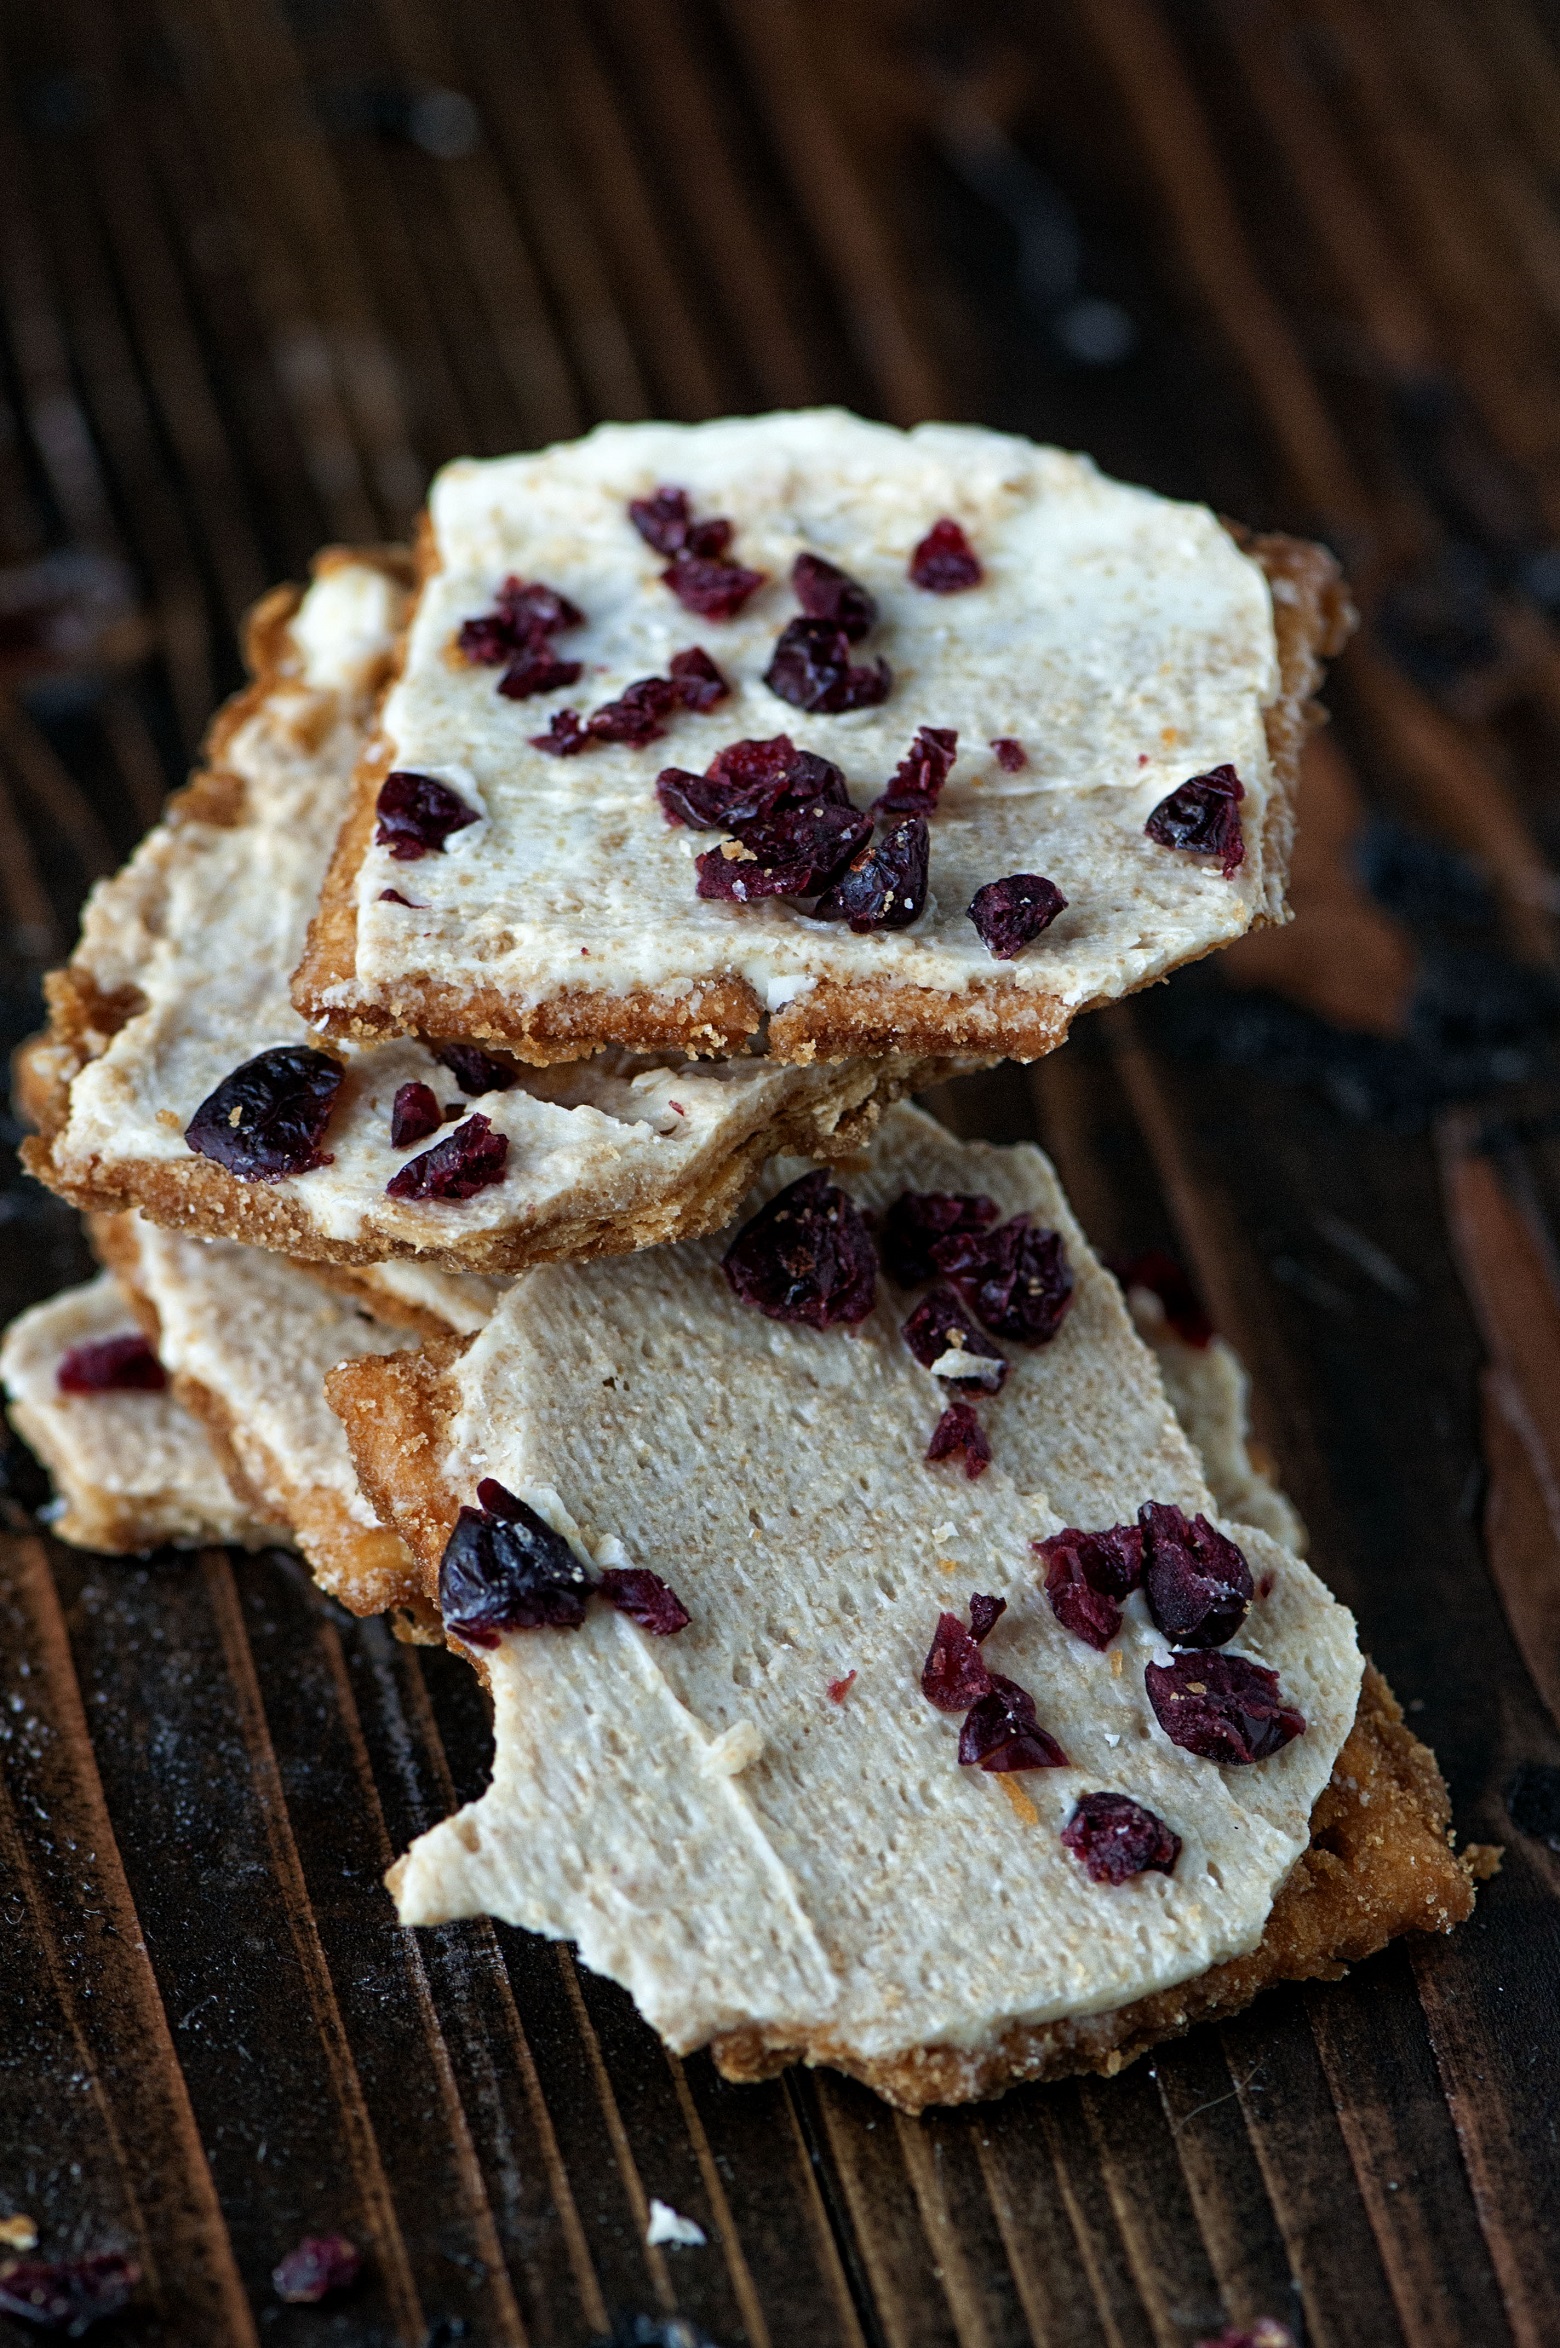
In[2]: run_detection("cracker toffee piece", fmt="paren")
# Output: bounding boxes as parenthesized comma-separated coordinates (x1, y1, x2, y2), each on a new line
(328, 1105, 1478, 2108)
(294, 411, 1353, 1066)
(0, 1274, 286, 1554)
(20, 550, 941, 1277)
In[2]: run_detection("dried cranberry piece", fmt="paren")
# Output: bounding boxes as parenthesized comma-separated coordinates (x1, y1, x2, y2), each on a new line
(828, 1670, 857, 1703)
(921, 1611, 994, 1710)
(969, 1592, 1006, 1641)
(374, 771, 481, 861)
(1036, 1523, 1144, 1650)
(723, 1170, 877, 1328)
(990, 737, 1027, 772)
(879, 1190, 999, 1289)
(186, 1046, 342, 1182)
(792, 551, 876, 640)
(669, 645, 730, 711)
(378, 888, 422, 907)
(57, 1333, 165, 1395)
(597, 1568, 691, 1635)
(959, 1674, 1068, 1771)
(658, 736, 847, 830)
(435, 1043, 517, 1096)
(967, 872, 1067, 959)
(925, 1403, 991, 1479)
(812, 815, 929, 931)
(1061, 1791, 1181, 1884)
(0, 2251, 140, 2333)
(630, 486, 696, 554)
(696, 802, 871, 901)
(764, 618, 892, 714)
(588, 674, 681, 746)
(384, 1114, 508, 1203)
(1140, 1501, 1253, 1648)
(874, 726, 958, 818)
(460, 576, 583, 668)
(902, 1287, 1009, 1392)
(1145, 762, 1246, 878)
(1109, 1249, 1214, 1347)
(439, 1482, 592, 1643)
(909, 517, 982, 592)
(664, 550, 766, 621)
(531, 709, 588, 756)
(934, 1215, 1073, 1346)
(1145, 1650, 1306, 1765)
(498, 644, 584, 700)
(272, 2235, 362, 2306)
(389, 1082, 443, 1149)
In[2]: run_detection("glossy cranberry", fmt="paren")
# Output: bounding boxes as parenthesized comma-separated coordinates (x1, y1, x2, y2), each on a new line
(389, 1082, 443, 1149)
(374, 771, 481, 860)
(57, 1333, 165, 1394)
(1140, 1502, 1253, 1648)
(663, 550, 766, 620)
(695, 803, 871, 901)
(874, 726, 958, 818)
(902, 1287, 1009, 1391)
(657, 736, 848, 830)
(1109, 1249, 1214, 1347)
(922, 1611, 994, 1710)
(792, 551, 876, 640)
(185, 1046, 342, 1182)
(384, 1114, 508, 1203)
(272, 2235, 362, 2305)
(990, 737, 1027, 772)
(597, 1568, 691, 1634)
(0, 2252, 140, 2333)
(909, 517, 982, 592)
(1036, 1522, 1144, 1650)
(1061, 1791, 1181, 1883)
(1145, 1650, 1306, 1765)
(959, 1674, 1068, 1771)
(669, 645, 730, 711)
(435, 1043, 517, 1096)
(934, 1216, 1072, 1345)
(496, 644, 583, 700)
(967, 873, 1067, 959)
(878, 1190, 999, 1289)
(439, 1481, 592, 1644)
(813, 815, 929, 931)
(1145, 762, 1246, 877)
(722, 1170, 877, 1328)
(764, 617, 891, 713)
(925, 1403, 991, 1478)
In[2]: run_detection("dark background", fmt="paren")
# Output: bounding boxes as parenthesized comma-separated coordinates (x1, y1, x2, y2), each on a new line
(4, 3, 1560, 2344)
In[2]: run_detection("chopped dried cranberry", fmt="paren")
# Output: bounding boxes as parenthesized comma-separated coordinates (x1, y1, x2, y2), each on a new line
(879, 1190, 999, 1289)
(813, 814, 929, 931)
(378, 888, 424, 907)
(792, 551, 876, 640)
(664, 550, 766, 621)
(390, 1082, 443, 1149)
(967, 873, 1067, 959)
(1193, 2324, 1296, 2348)
(0, 2252, 140, 2333)
(1145, 762, 1246, 877)
(498, 577, 584, 636)
(1109, 1249, 1214, 1347)
(374, 771, 481, 860)
(922, 1611, 994, 1710)
(630, 486, 697, 554)
(959, 1674, 1068, 1771)
(435, 1043, 517, 1096)
(990, 737, 1027, 772)
(1036, 1523, 1144, 1650)
(902, 1287, 1009, 1391)
(497, 644, 584, 700)
(764, 618, 891, 713)
(272, 2235, 362, 2306)
(723, 1170, 877, 1328)
(874, 726, 958, 818)
(597, 1568, 691, 1635)
(909, 517, 982, 592)
(384, 1114, 508, 1203)
(460, 576, 582, 675)
(439, 1482, 591, 1643)
(827, 1670, 857, 1703)
(925, 1403, 991, 1479)
(1145, 1650, 1306, 1765)
(669, 645, 730, 711)
(1061, 1791, 1181, 1884)
(934, 1216, 1072, 1346)
(696, 802, 871, 901)
(969, 1592, 1007, 1642)
(57, 1333, 165, 1395)
(1140, 1501, 1253, 1648)
(531, 710, 587, 755)
(658, 736, 848, 830)
(586, 674, 681, 747)
(186, 1046, 342, 1182)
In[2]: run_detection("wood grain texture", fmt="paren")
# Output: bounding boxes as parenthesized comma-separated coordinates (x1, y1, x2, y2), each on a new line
(3, 0, 1560, 2339)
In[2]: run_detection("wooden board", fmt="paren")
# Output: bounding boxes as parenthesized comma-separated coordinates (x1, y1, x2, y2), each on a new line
(3, 1, 1560, 2341)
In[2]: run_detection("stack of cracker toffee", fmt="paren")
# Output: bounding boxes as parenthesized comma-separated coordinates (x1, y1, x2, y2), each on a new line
(5, 412, 1484, 2110)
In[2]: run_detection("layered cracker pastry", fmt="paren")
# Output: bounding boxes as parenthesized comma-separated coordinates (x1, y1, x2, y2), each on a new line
(21, 551, 938, 1276)
(293, 412, 1351, 1066)
(326, 1105, 1476, 2109)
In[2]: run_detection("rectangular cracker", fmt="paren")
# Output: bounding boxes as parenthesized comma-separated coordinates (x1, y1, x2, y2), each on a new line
(292, 414, 1352, 1065)
(21, 548, 949, 1276)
